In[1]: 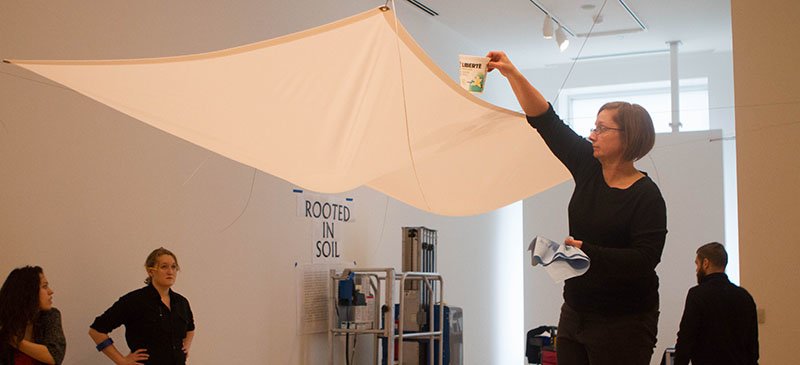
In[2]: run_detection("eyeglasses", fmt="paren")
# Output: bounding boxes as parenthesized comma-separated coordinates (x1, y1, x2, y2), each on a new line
(589, 125, 624, 135)
(152, 264, 179, 272)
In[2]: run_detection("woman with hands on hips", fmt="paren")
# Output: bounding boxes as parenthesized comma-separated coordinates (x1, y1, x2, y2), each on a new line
(89, 248, 194, 365)
(487, 51, 667, 365)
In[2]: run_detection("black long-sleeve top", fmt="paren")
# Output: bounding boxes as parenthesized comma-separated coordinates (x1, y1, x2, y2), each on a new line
(527, 104, 667, 316)
(674, 273, 759, 365)
(91, 285, 195, 365)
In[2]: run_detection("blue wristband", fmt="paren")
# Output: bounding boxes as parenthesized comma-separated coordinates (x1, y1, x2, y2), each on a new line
(96, 338, 114, 352)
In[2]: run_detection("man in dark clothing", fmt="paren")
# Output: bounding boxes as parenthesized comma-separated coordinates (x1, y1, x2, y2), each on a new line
(673, 242, 759, 365)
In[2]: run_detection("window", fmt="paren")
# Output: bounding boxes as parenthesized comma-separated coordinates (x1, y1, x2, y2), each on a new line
(557, 79, 709, 137)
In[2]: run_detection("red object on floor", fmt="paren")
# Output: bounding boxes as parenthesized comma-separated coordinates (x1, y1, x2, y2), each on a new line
(542, 349, 558, 365)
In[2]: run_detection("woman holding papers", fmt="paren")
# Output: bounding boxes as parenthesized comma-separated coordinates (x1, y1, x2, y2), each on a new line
(488, 51, 667, 365)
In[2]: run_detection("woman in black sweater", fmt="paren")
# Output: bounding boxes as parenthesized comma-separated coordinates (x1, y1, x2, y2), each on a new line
(488, 51, 667, 365)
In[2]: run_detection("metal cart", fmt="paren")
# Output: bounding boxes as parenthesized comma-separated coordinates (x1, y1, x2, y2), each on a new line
(328, 268, 444, 365)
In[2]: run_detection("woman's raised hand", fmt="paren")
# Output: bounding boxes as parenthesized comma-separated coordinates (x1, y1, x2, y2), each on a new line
(485, 51, 519, 77)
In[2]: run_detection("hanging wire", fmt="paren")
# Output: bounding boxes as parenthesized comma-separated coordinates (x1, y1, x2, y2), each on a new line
(0, 67, 73, 92)
(181, 154, 211, 186)
(552, 0, 610, 104)
(709, 135, 736, 142)
(366, 196, 391, 262)
(7, 58, 778, 139)
(3, 3, 796, 221)
(548, 0, 679, 190)
(219, 168, 257, 233)
(646, 154, 662, 185)
(2, 58, 262, 233)
(386, 0, 433, 212)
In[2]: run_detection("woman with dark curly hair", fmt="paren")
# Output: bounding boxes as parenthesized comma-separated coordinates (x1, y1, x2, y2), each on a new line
(0, 266, 66, 365)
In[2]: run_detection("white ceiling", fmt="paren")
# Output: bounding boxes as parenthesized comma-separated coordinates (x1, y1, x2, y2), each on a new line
(408, 0, 733, 69)
(0, 0, 732, 70)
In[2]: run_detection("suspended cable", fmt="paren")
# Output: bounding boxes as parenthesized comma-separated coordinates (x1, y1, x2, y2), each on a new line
(0, 68, 73, 92)
(366, 196, 391, 262)
(181, 154, 211, 186)
(219, 168, 257, 233)
(386, 0, 433, 212)
(553, 0, 610, 104)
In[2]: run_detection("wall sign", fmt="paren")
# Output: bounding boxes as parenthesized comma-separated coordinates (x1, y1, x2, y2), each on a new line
(295, 190, 354, 263)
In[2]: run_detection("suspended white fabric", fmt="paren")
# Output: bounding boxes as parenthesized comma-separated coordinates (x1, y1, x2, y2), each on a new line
(8, 7, 569, 216)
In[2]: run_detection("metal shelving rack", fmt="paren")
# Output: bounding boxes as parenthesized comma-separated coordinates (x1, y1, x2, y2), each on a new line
(328, 268, 444, 365)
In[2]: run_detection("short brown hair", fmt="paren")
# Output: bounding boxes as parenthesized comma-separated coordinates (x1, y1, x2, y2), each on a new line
(696, 242, 728, 269)
(598, 102, 655, 161)
(144, 247, 179, 285)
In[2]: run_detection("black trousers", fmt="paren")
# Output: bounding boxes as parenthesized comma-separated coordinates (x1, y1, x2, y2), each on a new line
(556, 303, 659, 365)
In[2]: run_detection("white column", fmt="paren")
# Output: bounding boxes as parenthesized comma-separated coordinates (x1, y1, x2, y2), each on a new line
(668, 40, 682, 133)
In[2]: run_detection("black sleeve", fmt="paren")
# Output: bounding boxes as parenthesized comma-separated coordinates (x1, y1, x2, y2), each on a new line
(580, 191, 667, 278)
(673, 289, 701, 365)
(35, 308, 66, 365)
(747, 293, 759, 364)
(90, 294, 131, 334)
(526, 103, 594, 178)
(186, 299, 195, 333)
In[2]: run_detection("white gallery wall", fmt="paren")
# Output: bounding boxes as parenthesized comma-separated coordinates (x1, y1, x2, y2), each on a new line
(1, 1, 737, 364)
(732, 0, 800, 363)
(1, 1, 517, 364)
(0, 75, 524, 364)
(0, 69, 730, 365)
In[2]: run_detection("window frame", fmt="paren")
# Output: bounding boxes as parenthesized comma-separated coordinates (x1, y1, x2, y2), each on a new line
(556, 78, 710, 136)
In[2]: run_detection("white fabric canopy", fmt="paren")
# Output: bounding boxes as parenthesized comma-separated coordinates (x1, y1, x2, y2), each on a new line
(9, 7, 569, 216)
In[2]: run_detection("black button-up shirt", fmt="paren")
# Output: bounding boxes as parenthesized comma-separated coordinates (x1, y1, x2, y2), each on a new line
(91, 285, 195, 365)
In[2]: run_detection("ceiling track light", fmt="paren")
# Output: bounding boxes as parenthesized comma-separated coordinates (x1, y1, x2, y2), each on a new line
(528, 0, 575, 36)
(542, 16, 554, 39)
(529, 0, 572, 51)
(555, 26, 569, 52)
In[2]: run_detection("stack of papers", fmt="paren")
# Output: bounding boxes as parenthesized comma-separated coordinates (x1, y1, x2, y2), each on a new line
(528, 236, 590, 282)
